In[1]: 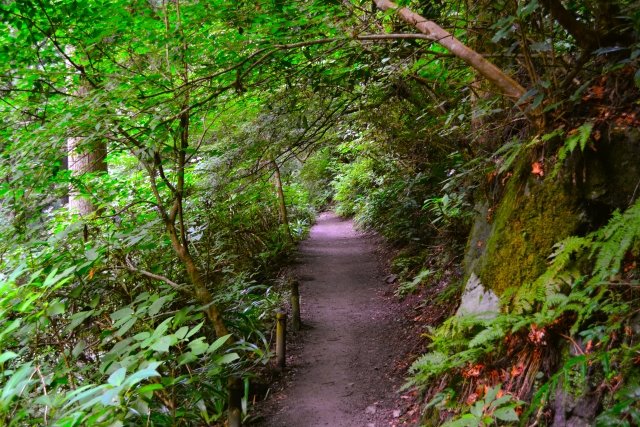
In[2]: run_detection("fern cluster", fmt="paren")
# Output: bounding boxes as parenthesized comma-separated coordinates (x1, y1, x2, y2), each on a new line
(408, 198, 640, 424)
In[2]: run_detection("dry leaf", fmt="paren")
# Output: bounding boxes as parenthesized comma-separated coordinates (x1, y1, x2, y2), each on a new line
(466, 393, 478, 405)
(531, 162, 544, 177)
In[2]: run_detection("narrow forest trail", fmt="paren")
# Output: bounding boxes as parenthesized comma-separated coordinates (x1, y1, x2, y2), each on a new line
(258, 212, 406, 427)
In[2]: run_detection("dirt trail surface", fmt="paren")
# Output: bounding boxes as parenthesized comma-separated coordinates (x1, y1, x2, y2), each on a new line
(257, 212, 406, 427)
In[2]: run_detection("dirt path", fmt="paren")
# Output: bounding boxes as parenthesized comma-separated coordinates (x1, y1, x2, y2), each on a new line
(257, 212, 405, 427)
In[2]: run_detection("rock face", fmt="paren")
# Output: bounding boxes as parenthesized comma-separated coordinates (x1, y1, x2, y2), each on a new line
(457, 127, 640, 316)
(456, 201, 500, 317)
(551, 384, 602, 427)
(452, 127, 640, 425)
(457, 273, 499, 317)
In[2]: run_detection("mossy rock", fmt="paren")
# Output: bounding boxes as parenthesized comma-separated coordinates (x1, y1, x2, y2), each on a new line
(475, 127, 640, 296)
(478, 157, 582, 295)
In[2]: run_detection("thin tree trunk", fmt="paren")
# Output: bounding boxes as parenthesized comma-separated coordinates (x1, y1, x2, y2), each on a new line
(271, 159, 294, 244)
(67, 138, 107, 215)
(65, 60, 107, 215)
(166, 221, 230, 338)
(373, 0, 526, 101)
(58, 155, 69, 206)
(154, 111, 231, 339)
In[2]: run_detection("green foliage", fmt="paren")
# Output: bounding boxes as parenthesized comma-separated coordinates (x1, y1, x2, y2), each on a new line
(408, 198, 640, 424)
(0, 265, 257, 426)
(395, 269, 435, 298)
(0, 0, 638, 424)
(441, 385, 522, 427)
(552, 123, 593, 178)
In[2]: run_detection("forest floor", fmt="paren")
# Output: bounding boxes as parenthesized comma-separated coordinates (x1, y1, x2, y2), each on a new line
(253, 212, 427, 427)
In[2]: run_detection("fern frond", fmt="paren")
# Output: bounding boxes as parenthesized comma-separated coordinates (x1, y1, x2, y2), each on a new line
(551, 122, 593, 178)
(468, 325, 505, 348)
(590, 199, 640, 282)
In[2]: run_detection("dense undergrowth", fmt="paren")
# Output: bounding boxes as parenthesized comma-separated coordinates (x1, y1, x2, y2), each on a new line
(0, 136, 317, 425)
(2, 0, 640, 424)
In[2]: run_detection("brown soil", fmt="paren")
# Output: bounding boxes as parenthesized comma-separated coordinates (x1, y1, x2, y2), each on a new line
(253, 212, 427, 427)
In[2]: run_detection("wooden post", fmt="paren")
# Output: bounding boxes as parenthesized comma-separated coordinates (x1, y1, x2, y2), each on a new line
(228, 376, 243, 427)
(291, 280, 301, 332)
(276, 311, 287, 369)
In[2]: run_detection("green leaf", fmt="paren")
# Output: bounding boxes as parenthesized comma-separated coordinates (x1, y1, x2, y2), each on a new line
(108, 368, 127, 386)
(579, 122, 593, 151)
(148, 295, 170, 317)
(72, 341, 86, 358)
(484, 385, 500, 405)
(635, 69, 640, 89)
(470, 401, 483, 417)
(175, 326, 189, 340)
(111, 307, 134, 321)
(489, 394, 513, 409)
(124, 365, 161, 387)
(215, 353, 240, 365)
(136, 383, 164, 395)
(116, 317, 137, 336)
(494, 406, 520, 421)
(517, 0, 538, 17)
(185, 321, 204, 339)
(177, 352, 198, 365)
(85, 248, 99, 261)
(188, 337, 208, 355)
(0, 351, 18, 364)
(66, 310, 94, 332)
(207, 334, 232, 354)
(89, 295, 101, 309)
(151, 335, 176, 353)
(133, 332, 151, 341)
(515, 89, 539, 107)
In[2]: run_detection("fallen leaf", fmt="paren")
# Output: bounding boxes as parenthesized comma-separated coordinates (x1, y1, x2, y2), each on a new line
(532, 162, 544, 177)
(501, 171, 513, 185)
(586, 340, 594, 354)
(511, 364, 523, 377)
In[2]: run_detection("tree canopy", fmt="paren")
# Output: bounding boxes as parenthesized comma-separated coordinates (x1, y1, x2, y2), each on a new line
(1, 0, 640, 424)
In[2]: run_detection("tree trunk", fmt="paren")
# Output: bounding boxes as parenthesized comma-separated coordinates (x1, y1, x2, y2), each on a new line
(65, 78, 107, 215)
(373, 0, 526, 101)
(271, 159, 294, 244)
(166, 221, 231, 338)
(539, 0, 600, 49)
(58, 155, 70, 206)
(67, 138, 107, 215)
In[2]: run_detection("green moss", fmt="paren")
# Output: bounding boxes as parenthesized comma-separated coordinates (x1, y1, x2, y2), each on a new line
(479, 158, 581, 295)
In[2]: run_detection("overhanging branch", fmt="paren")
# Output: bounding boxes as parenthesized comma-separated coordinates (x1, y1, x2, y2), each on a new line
(373, 0, 527, 101)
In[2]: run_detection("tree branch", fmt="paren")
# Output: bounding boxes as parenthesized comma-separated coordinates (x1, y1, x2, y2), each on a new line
(122, 258, 192, 295)
(372, 0, 527, 102)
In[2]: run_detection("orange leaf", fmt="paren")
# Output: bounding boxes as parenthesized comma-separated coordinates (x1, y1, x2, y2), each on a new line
(511, 365, 523, 377)
(89, 269, 95, 280)
(531, 162, 544, 177)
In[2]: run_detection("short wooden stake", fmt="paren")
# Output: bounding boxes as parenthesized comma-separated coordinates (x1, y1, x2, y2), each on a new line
(228, 376, 243, 427)
(276, 311, 287, 368)
(291, 280, 301, 332)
